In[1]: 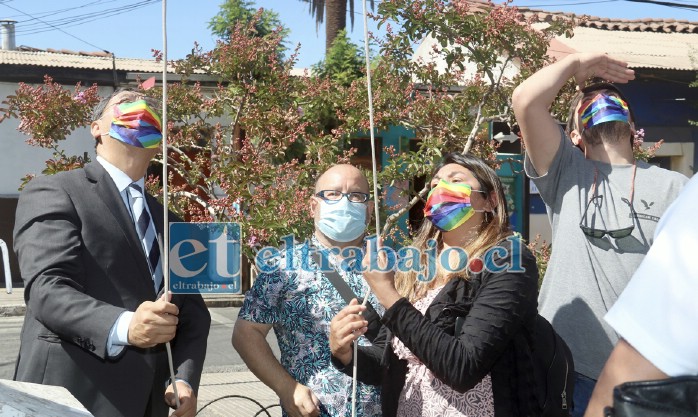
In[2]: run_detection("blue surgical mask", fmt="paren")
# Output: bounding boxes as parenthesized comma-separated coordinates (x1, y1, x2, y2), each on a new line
(316, 198, 367, 242)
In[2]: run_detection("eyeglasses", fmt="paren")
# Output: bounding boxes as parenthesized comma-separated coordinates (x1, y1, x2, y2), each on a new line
(315, 190, 370, 204)
(579, 196, 637, 239)
(579, 163, 637, 239)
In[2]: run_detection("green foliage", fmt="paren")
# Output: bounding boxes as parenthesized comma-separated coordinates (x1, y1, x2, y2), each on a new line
(348, 0, 576, 235)
(299, 0, 375, 31)
(209, 0, 289, 43)
(3, 1, 577, 266)
(313, 29, 365, 86)
(152, 15, 360, 259)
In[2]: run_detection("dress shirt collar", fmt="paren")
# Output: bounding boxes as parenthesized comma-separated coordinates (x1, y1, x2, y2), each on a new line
(96, 155, 145, 193)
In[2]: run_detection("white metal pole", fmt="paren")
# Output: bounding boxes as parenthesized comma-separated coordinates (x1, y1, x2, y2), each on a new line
(0, 239, 11, 294)
(353, 1, 380, 416)
(160, 0, 180, 409)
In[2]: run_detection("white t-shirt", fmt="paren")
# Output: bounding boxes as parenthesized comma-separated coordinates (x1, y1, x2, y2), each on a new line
(605, 173, 698, 376)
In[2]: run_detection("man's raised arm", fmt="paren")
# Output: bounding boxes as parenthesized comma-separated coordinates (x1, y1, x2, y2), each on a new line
(512, 53, 634, 175)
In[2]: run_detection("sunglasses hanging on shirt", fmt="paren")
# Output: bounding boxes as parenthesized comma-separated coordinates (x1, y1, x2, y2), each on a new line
(579, 163, 637, 239)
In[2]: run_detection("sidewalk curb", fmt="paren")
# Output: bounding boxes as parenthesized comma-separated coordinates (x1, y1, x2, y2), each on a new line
(0, 295, 245, 317)
(0, 305, 25, 317)
(202, 295, 245, 308)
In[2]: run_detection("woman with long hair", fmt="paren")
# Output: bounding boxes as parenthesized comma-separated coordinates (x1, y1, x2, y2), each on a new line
(330, 153, 541, 416)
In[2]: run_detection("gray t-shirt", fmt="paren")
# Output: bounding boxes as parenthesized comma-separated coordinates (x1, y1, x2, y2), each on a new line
(525, 128, 688, 379)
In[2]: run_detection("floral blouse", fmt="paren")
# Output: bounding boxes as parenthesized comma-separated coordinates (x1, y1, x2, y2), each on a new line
(392, 285, 495, 417)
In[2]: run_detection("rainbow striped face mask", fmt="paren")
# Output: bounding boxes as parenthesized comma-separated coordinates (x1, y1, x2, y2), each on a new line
(579, 93, 630, 132)
(109, 100, 163, 149)
(424, 180, 485, 232)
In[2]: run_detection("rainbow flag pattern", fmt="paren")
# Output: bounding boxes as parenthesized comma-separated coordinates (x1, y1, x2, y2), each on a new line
(423, 180, 476, 232)
(579, 93, 629, 131)
(110, 100, 162, 149)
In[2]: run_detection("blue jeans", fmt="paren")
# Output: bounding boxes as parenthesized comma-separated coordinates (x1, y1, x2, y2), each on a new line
(572, 372, 597, 417)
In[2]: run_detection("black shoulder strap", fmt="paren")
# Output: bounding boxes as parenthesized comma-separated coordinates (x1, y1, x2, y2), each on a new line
(310, 250, 381, 341)
(310, 250, 376, 310)
(311, 250, 361, 304)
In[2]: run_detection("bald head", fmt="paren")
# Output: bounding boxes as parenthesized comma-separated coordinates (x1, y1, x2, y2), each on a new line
(315, 164, 369, 194)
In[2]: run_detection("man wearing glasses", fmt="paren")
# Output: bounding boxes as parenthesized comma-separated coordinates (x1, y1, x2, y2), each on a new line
(232, 164, 383, 417)
(513, 52, 688, 416)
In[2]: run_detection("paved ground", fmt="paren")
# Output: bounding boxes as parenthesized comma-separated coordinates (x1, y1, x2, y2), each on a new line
(0, 286, 24, 317)
(0, 286, 283, 416)
(197, 371, 281, 417)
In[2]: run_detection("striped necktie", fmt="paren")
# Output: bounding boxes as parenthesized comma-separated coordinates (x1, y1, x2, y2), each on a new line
(128, 183, 162, 292)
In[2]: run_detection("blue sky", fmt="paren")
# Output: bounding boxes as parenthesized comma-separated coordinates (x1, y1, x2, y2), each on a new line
(2, 0, 697, 68)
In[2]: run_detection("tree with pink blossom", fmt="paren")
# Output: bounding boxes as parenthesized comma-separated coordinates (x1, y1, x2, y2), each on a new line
(2, 1, 583, 265)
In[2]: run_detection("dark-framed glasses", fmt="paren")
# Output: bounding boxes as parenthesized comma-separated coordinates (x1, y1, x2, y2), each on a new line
(579, 196, 636, 239)
(315, 190, 370, 204)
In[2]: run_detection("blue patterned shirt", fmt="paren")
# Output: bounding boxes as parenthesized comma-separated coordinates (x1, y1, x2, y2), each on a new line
(239, 237, 383, 417)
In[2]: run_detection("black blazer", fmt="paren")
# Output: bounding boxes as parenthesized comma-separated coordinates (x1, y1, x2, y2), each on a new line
(337, 238, 540, 416)
(13, 162, 211, 417)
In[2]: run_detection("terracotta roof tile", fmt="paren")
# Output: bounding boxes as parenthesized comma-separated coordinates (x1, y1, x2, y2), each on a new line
(465, 0, 698, 33)
(465, 1, 698, 70)
(516, 5, 698, 33)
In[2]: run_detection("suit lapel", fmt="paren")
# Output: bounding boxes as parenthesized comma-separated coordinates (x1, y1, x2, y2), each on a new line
(85, 163, 155, 296)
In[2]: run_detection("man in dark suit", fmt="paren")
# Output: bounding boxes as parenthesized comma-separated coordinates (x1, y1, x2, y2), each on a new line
(13, 89, 211, 417)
